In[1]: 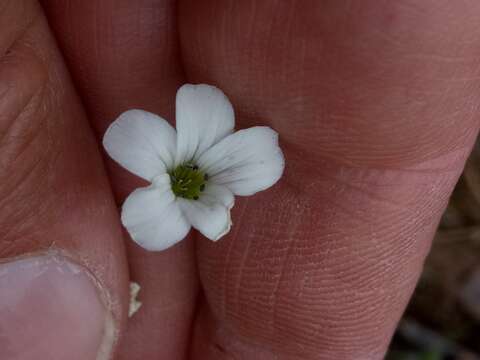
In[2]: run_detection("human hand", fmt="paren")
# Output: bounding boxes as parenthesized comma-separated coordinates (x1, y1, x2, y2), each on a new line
(1, 1, 479, 359)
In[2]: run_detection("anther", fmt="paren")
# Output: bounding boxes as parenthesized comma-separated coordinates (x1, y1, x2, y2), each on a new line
(169, 163, 208, 200)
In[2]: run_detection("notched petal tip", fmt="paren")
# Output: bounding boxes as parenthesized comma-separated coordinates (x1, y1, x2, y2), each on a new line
(177, 83, 227, 100)
(211, 211, 232, 241)
(178, 199, 232, 242)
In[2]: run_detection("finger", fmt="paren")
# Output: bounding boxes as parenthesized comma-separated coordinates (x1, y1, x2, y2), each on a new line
(179, 1, 480, 358)
(41, 1, 198, 358)
(0, 1, 128, 359)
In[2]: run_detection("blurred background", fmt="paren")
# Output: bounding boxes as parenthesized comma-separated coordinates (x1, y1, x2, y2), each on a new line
(386, 141, 480, 359)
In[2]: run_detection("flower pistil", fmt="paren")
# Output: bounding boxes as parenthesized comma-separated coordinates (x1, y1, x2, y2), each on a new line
(169, 163, 207, 200)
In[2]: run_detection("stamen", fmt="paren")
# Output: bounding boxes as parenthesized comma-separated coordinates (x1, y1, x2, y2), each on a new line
(169, 163, 207, 200)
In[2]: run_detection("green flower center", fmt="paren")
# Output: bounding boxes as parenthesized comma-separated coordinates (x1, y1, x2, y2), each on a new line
(169, 163, 208, 200)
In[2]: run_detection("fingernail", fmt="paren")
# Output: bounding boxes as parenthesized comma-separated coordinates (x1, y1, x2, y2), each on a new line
(0, 254, 115, 360)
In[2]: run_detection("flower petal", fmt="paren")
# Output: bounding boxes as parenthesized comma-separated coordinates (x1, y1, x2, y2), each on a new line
(197, 127, 285, 196)
(175, 84, 234, 165)
(178, 198, 232, 241)
(121, 174, 191, 251)
(202, 183, 235, 210)
(103, 109, 176, 181)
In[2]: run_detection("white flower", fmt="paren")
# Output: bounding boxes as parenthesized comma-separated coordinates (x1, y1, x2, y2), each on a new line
(103, 84, 285, 251)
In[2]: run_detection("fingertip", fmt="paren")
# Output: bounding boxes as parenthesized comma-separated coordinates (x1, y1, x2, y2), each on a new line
(0, 3, 130, 358)
(0, 253, 116, 360)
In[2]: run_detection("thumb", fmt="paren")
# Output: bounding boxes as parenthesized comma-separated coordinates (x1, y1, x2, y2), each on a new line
(0, 1, 128, 359)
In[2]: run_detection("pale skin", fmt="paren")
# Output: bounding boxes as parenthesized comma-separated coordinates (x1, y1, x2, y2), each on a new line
(1, 0, 479, 359)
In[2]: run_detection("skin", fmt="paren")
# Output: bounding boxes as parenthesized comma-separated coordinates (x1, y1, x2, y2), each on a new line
(1, 0, 479, 359)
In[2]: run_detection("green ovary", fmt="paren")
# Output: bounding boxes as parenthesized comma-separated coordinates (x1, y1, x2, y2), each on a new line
(169, 163, 207, 200)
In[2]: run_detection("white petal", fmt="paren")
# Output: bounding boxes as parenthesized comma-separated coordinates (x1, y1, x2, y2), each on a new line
(178, 198, 232, 241)
(202, 183, 234, 210)
(175, 84, 234, 165)
(103, 109, 176, 181)
(121, 174, 191, 251)
(197, 127, 285, 196)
